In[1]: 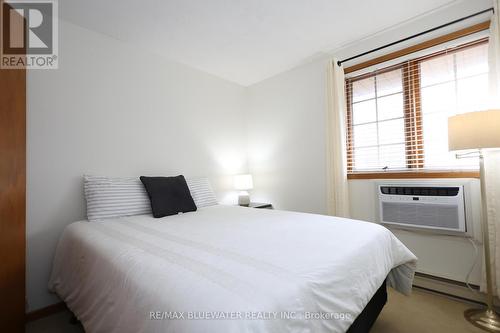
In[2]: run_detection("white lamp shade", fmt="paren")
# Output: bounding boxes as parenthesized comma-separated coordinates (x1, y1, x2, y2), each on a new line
(234, 174, 253, 190)
(448, 109, 500, 151)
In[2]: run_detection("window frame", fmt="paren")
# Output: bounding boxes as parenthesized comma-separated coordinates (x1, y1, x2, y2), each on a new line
(344, 26, 489, 179)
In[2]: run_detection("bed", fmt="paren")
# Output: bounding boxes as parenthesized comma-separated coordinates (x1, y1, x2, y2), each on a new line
(49, 205, 417, 333)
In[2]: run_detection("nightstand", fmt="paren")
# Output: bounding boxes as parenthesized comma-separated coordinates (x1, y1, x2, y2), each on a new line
(241, 202, 273, 209)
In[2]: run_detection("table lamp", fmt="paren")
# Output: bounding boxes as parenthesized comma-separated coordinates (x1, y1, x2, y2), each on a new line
(448, 109, 500, 332)
(234, 174, 253, 206)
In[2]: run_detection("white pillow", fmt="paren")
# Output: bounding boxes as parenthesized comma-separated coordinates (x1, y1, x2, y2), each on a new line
(84, 175, 152, 221)
(186, 178, 218, 208)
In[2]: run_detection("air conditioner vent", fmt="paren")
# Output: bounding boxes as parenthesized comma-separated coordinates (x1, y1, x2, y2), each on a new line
(380, 186, 460, 196)
(382, 202, 460, 230)
(378, 184, 466, 235)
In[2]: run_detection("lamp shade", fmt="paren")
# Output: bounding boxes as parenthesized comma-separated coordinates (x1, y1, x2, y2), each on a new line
(448, 109, 500, 151)
(233, 174, 253, 190)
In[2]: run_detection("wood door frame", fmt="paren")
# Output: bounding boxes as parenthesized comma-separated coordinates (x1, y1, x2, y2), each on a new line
(0, 2, 27, 331)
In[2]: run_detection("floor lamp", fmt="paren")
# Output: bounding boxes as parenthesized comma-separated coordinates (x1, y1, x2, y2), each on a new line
(448, 109, 500, 332)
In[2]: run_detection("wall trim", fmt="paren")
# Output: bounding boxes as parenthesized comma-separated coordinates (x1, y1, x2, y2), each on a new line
(25, 302, 66, 323)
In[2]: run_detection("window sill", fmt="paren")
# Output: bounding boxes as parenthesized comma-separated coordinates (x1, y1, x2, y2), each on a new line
(347, 171, 480, 180)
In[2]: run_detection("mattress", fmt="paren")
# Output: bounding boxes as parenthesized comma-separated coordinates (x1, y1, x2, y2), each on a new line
(49, 205, 417, 333)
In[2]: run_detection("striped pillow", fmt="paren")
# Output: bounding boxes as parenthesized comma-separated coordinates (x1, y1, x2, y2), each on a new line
(186, 178, 218, 208)
(84, 175, 152, 221)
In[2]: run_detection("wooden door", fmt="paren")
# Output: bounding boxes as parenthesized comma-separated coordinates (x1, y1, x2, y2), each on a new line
(0, 63, 26, 331)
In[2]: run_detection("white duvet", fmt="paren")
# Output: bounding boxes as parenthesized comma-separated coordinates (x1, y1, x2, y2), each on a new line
(49, 205, 417, 333)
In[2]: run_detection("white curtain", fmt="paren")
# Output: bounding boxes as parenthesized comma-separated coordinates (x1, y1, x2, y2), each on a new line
(485, 151, 500, 296)
(484, 0, 500, 296)
(326, 59, 350, 217)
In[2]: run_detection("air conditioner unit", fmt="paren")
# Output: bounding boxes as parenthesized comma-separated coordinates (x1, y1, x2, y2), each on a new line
(378, 184, 468, 236)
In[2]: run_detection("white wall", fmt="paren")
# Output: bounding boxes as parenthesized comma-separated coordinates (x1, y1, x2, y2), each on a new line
(27, 20, 248, 311)
(247, 0, 492, 286)
(246, 58, 329, 214)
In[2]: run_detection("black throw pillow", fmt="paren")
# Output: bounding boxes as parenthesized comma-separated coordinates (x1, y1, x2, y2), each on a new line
(140, 175, 197, 218)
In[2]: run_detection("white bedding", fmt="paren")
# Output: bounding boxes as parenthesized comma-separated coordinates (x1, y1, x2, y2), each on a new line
(49, 205, 417, 333)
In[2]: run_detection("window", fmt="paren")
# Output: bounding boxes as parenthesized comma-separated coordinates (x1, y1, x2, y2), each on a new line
(347, 67, 406, 171)
(346, 39, 488, 175)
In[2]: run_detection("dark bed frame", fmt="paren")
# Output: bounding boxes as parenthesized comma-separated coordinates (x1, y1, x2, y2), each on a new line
(346, 279, 387, 333)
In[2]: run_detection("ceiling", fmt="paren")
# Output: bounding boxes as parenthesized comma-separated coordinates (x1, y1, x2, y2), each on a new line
(60, 0, 473, 86)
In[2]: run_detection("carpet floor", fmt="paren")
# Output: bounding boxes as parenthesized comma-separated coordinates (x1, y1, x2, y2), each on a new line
(371, 288, 485, 333)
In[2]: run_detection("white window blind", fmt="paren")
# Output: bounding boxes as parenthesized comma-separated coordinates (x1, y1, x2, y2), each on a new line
(345, 39, 488, 173)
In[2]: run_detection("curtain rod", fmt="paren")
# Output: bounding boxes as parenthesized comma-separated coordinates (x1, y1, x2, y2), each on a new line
(337, 7, 494, 67)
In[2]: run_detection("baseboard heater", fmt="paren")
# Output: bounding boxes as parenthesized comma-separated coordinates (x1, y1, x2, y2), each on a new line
(378, 184, 467, 236)
(412, 272, 488, 306)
